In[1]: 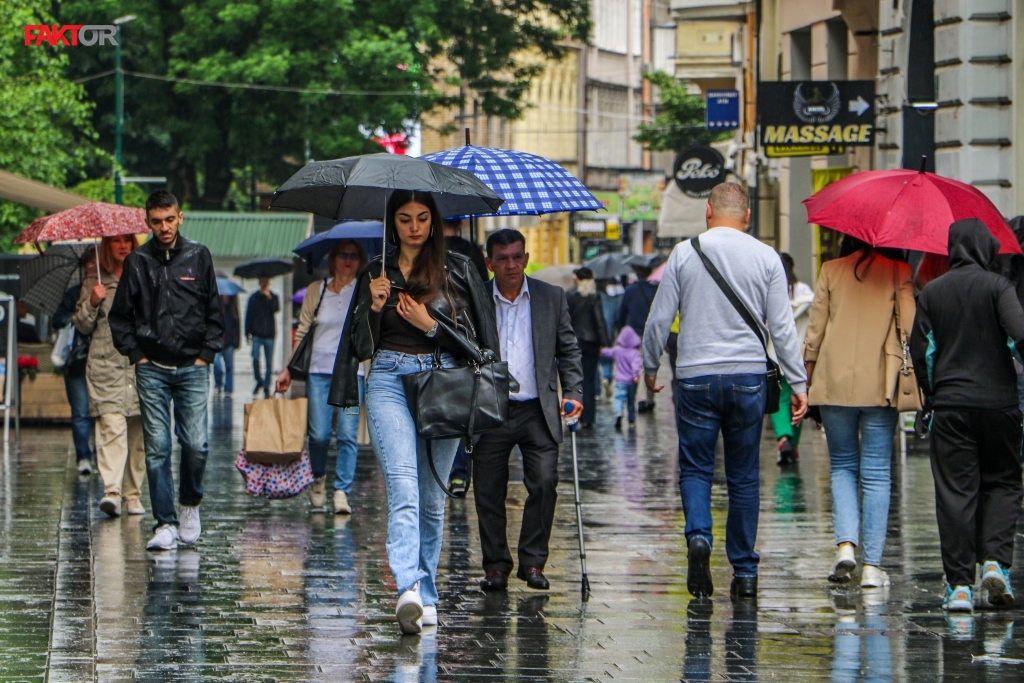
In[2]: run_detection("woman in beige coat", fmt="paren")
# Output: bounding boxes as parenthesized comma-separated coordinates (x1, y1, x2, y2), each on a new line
(74, 235, 145, 518)
(803, 236, 915, 590)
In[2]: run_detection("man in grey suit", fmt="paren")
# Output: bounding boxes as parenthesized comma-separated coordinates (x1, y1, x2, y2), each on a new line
(473, 229, 584, 591)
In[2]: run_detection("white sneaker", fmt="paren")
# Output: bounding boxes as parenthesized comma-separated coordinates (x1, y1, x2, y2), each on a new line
(124, 498, 146, 515)
(333, 489, 352, 515)
(861, 565, 891, 589)
(146, 524, 179, 551)
(99, 494, 121, 518)
(179, 505, 201, 544)
(310, 476, 326, 508)
(396, 584, 423, 635)
(829, 544, 857, 583)
(421, 605, 437, 626)
(77, 460, 92, 475)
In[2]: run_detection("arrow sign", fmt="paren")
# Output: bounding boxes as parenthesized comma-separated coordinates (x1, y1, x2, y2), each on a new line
(848, 95, 870, 116)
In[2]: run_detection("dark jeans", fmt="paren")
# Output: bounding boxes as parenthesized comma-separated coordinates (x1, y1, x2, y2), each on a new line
(675, 374, 766, 577)
(579, 341, 600, 425)
(472, 399, 559, 573)
(251, 336, 274, 395)
(63, 372, 93, 462)
(930, 408, 1024, 585)
(135, 362, 210, 530)
(449, 442, 470, 481)
(213, 345, 235, 393)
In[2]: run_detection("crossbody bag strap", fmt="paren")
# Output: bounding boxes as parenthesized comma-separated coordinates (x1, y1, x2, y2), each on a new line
(691, 236, 768, 352)
(312, 279, 328, 319)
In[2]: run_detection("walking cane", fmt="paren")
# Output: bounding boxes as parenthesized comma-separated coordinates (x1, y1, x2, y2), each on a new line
(564, 401, 591, 601)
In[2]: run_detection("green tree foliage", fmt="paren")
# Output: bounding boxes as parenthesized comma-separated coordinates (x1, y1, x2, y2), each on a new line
(634, 71, 730, 153)
(58, 0, 591, 210)
(0, 0, 101, 251)
(71, 178, 147, 207)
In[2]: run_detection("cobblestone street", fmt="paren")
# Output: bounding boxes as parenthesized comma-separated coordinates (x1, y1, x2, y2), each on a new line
(1, 373, 1022, 682)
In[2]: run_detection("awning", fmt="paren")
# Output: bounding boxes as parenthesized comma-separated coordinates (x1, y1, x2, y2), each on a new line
(179, 212, 312, 259)
(0, 170, 89, 213)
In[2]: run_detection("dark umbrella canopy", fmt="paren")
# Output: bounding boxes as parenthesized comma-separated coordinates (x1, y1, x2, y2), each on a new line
(269, 154, 505, 220)
(234, 258, 294, 279)
(584, 253, 631, 281)
(625, 253, 664, 270)
(19, 243, 93, 315)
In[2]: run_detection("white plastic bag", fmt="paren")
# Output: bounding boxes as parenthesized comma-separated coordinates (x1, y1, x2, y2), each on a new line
(51, 325, 75, 369)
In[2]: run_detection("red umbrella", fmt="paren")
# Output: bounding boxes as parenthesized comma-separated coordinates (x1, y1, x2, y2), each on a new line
(803, 169, 1021, 255)
(14, 202, 150, 245)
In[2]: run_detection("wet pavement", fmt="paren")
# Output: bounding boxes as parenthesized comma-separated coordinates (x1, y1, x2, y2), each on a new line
(1, 370, 1023, 682)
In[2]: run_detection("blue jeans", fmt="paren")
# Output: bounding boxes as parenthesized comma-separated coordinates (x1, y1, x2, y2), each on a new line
(613, 381, 637, 422)
(676, 374, 766, 576)
(251, 336, 274, 394)
(135, 362, 210, 530)
(365, 350, 459, 606)
(63, 372, 93, 462)
(306, 373, 364, 492)
(213, 345, 235, 393)
(819, 406, 897, 566)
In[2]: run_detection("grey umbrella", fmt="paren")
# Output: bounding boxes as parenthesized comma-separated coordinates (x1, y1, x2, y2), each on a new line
(583, 253, 631, 281)
(233, 258, 294, 280)
(19, 243, 93, 315)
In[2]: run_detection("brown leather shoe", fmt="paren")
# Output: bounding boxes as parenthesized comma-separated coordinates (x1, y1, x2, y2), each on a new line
(516, 566, 550, 590)
(479, 569, 509, 591)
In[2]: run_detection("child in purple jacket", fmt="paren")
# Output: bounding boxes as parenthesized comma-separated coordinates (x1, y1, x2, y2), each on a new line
(601, 326, 643, 430)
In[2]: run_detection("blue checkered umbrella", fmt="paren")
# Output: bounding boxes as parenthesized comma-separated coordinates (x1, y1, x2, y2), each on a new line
(420, 146, 604, 216)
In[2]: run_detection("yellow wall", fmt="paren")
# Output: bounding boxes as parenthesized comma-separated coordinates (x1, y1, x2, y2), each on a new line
(675, 20, 737, 65)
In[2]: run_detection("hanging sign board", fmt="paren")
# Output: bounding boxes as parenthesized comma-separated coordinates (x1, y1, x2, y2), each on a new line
(758, 80, 875, 148)
(706, 89, 740, 130)
(673, 146, 726, 198)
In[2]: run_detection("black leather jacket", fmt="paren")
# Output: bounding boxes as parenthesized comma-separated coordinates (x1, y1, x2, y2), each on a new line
(109, 236, 223, 366)
(328, 251, 500, 408)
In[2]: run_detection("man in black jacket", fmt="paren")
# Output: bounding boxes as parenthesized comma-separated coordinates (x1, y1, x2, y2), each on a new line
(245, 277, 279, 399)
(109, 190, 223, 552)
(910, 218, 1024, 613)
(474, 229, 583, 591)
(566, 266, 610, 427)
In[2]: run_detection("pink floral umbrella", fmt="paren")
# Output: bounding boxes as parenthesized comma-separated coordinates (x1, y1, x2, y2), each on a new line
(14, 202, 150, 245)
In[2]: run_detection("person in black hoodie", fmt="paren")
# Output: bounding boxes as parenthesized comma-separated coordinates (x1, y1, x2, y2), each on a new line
(910, 218, 1024, 613)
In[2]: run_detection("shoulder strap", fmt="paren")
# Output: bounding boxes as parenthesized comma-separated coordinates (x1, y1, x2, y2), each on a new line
(312, 279, 328, 318)
(691, 235, 767, 351)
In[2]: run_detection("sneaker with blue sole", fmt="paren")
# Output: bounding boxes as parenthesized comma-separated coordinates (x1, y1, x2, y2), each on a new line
(981, 560, 1015, 607)
(942, 584, 974, 612)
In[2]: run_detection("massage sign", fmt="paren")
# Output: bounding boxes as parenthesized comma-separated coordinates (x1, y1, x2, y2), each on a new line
(757, 80, 875, 157)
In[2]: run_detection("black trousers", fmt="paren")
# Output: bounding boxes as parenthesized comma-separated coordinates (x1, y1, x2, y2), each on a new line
(930, 408, 1024, 585)
(579, 341, 601, 425)
(472, 399, 559, 573)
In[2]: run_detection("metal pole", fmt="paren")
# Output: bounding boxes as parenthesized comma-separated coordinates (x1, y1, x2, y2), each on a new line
(114, 25, 124, 205)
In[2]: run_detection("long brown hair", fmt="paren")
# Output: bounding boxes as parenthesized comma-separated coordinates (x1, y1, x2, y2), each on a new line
(99, 234, 137, 275)
(385, 190, 446, 302)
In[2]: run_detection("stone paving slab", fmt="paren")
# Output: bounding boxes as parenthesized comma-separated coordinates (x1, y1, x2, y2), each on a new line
(0, 372, 1022, 681)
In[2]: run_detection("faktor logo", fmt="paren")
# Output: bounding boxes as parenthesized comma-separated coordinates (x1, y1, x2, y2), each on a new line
(24, 25, 118, 46)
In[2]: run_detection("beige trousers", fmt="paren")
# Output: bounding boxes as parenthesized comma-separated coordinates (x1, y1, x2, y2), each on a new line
(95, 414, 146, 500)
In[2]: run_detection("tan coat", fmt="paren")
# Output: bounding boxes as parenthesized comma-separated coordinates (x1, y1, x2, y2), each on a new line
(803, 252, 915, 407)
(73, 272, 140, 418)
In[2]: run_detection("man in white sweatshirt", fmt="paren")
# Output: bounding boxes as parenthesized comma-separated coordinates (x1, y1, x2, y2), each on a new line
(642, 182, 807, 600)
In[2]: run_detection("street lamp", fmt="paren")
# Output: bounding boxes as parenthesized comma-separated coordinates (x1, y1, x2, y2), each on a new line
(113, 14, 136, 205)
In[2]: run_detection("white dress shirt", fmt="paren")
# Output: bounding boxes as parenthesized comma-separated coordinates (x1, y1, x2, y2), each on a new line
(493, 278, 538, 401)
(309, 279, 359, 375)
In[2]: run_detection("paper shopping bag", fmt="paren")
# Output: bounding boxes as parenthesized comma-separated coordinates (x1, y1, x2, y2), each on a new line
(243, 397, 308, 464)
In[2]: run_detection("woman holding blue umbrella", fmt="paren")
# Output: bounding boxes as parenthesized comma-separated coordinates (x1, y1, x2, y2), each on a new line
(276, 240, 367, 515)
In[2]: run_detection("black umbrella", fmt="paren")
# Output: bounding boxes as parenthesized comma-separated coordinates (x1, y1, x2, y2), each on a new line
(233, 258, 294, 279)
(584, 253, 631, 281)
(19, 243, 94, 315)
(270, 154, 504, 220)
(625, 253, 664, 270)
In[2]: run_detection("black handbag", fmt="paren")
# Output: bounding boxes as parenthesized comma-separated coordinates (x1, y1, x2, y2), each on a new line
(286, 280, 326, 381)
(691, 236, 782, 414)
(400, 278, 509, 496)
